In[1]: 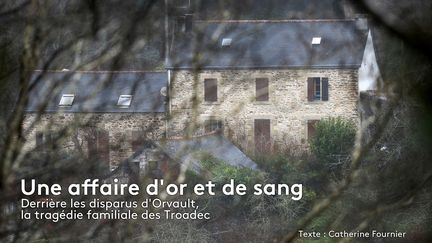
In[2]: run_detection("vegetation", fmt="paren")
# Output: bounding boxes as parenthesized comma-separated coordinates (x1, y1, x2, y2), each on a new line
(1, 0, 432, 242)
(310, 118, 355, 161)
(168, 153, 318, 242)
(310, 117, 356, 179)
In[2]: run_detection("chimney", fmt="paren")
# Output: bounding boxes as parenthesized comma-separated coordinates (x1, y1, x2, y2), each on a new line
(184, 14, 193, 32)
(173, 4, 193, 33)
(342, 0, 355, 18)
(176, 15, 186, 32)
(176, 13, 193, 33)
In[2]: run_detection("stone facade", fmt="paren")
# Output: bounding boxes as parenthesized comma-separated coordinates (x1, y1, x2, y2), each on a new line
(168, 69, 359, 153)
(22, 113, 166, 167)
(22, 68, 360, 165)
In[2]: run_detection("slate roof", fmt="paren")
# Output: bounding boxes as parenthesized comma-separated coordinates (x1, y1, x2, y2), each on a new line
(25, 71, 167, 113)
(167, 19, 369, 69)
(156, 134, 258, 171)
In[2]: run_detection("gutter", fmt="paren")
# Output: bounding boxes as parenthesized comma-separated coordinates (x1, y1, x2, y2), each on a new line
(165, 65, 362, 70)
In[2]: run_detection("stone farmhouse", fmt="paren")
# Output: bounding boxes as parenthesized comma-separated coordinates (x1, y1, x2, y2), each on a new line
(23, 71, 168, 170)
(167, 18, 379, 153)
(23, 17, 380, 171)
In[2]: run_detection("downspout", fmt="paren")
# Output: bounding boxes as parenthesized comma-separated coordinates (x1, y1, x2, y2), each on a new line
(166, 70, 171, 138)
(164, 0, 169, 65)
(164, 0, 170, 139)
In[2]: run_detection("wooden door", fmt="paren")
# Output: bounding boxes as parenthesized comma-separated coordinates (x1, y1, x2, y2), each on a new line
(254, 119, 271, 154)
(88, 130, 110, 164)
(97, 130, 110, 164)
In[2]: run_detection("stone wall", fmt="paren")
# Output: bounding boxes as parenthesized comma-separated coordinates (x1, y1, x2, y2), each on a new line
(22, 113, 166, 167)
(169, 69, 359, 153)
(22, 68, 359, 164)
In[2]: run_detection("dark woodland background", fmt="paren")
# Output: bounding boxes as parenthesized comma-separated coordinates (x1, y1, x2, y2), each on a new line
(1, 0, 432, 242)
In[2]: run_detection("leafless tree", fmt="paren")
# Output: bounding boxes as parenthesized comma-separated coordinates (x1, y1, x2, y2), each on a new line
(0, 1, 431, 243)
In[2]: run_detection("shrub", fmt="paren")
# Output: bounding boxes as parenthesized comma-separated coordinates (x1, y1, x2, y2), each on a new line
(197, 152, 265, 186)
(310, 117, 356, 171)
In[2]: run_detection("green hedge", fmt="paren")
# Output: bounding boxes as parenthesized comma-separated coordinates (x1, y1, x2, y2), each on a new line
(310, 117, 356, 165)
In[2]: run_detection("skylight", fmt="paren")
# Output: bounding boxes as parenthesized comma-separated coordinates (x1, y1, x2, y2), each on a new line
(117, 95, 132, 108)
(59, 94, 75, 106)
(221, 38, 232, 47)
(312, 37, 322, 45)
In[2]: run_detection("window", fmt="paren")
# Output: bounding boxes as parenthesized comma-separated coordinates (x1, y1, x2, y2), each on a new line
(307, 77, 328, 101)
(256, 78, 269, 101)
(314, 78, 321, 100)
(204, 78, 217, 102)
(312, 37, 322, 45)
(117, 95, 132, 108)
(131, 132, 143, 152)
(36, 132, 44, 147)
(176, 16, 186, 32)
(221, 38, 232, 47)
(307, 120, 320, 141)
(130, 161, 141, 174)
(35, 132, 55, 151)
(204, 119, 223, 133)
(59, 94, 74, 106)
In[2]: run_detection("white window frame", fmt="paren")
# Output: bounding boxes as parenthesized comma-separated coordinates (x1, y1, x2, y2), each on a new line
(221, 38, 232, 47)
(204, 119, 223, 133)
(313, 78, 322, 101)
(312, 37, 322, 45)
(117, 95, 133, 108)
(59, 94, 75, 106)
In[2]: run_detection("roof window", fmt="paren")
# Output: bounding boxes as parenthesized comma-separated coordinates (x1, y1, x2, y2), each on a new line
(312, 37, 322, 45)
(117, 95, 132, 108)
(59, 94, 75, 106)
(221, 38, 232, 47)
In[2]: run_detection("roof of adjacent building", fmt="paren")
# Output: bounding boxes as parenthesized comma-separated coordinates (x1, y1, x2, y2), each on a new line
(25, 71, 167, 113)
(156, 134, 258, 171)
(167, 19, 369, 69)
